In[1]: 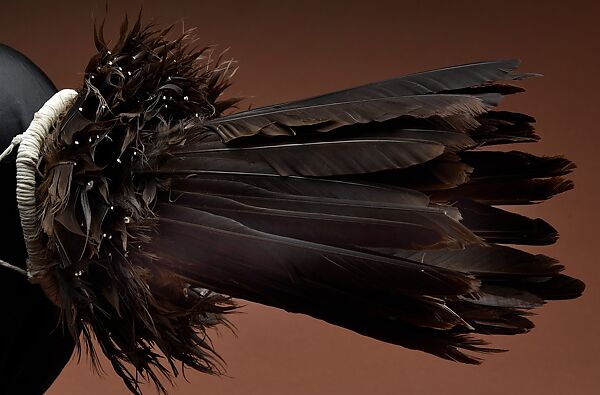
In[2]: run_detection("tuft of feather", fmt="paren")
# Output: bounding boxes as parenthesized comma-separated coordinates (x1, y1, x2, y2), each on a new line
(37, 14, 238, 394)
(30, 13, 584, 395)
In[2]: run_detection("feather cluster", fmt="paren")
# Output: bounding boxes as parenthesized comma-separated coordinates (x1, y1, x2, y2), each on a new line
(30, 14, 584, 395)
(37, 15, 238, 393)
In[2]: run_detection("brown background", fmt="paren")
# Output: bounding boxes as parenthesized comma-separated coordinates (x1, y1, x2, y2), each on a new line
(1, 1, 599, 394)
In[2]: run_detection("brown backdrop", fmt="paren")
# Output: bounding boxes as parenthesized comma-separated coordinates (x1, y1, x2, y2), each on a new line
(1, 1, 598, 394)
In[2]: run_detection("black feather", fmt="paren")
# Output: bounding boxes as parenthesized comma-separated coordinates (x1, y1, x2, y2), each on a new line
(208, 94, 492, 141)
(23, 16, 583, 395)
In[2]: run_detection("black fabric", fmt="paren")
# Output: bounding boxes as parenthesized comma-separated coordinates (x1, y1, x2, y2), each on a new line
(0, 44, 74, 395)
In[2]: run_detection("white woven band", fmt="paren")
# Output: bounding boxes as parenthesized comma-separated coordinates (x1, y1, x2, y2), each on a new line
(0, 89, 78, 280)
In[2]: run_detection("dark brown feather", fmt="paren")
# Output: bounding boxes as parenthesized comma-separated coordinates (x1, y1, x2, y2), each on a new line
(29, 15, 584, 395)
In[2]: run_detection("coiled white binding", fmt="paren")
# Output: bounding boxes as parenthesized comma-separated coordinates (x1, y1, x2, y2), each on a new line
(0, 89, 78, 281)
